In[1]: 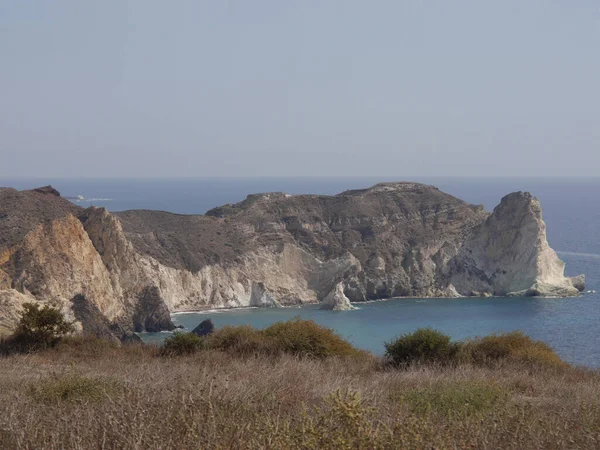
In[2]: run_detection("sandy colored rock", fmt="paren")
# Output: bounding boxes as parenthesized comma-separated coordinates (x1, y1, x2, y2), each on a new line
(450, 192, 581, 297)
(320, 282, 355, 311)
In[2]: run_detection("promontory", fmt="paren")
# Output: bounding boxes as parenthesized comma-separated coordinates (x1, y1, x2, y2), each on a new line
(0, 183, 584, 340)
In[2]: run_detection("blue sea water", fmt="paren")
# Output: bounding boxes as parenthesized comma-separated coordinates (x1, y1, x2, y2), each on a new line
(2, 177, 599, 367)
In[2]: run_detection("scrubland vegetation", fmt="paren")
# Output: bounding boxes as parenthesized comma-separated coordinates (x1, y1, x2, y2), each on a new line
(0, 306, 599, 449)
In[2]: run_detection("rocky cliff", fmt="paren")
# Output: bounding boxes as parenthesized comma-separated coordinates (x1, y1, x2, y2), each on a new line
(0, 183, 584, 339)
(450, 192, 581, 297)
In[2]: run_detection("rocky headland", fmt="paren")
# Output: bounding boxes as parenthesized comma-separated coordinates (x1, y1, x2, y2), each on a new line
(0, 182, 584, 340)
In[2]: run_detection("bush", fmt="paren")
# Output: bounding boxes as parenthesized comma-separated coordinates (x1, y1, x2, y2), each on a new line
(204, 325, 272, 356)
(462, 331, 565, 368)
(200, 319, 363, 359)
(3, 303, 74, 353)
(263, 318, 360, 359)
(161, 332, 204, 356)
(384, 328, 457, 366)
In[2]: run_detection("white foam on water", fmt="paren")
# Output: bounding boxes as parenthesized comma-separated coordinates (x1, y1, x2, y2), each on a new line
(172, 306, 259, 316)
(557, 251, 600, 259)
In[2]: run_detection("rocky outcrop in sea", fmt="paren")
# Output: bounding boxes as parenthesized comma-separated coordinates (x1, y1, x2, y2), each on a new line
(0, 183, 584, 340)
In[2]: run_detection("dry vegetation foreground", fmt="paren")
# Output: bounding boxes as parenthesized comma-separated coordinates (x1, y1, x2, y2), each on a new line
(1, 336, 600, 450)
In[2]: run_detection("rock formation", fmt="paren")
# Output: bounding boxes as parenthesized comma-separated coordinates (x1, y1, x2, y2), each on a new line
(320, 282, 355, 311)
(450, 192, 583, 297)
(0, 183, 584, 339)
(192, 319, 215, 337)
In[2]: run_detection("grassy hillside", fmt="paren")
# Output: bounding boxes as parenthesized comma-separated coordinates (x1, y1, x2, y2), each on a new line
(1, 325, 599, 449)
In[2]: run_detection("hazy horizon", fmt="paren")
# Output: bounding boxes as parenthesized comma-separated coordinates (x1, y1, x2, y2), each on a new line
(1, 1, 599, 178)
(4, 174, 600, 182)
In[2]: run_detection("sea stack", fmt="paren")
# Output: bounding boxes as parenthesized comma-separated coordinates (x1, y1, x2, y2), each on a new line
(450, 192, 584, 297)
(320, 283, 356, 311)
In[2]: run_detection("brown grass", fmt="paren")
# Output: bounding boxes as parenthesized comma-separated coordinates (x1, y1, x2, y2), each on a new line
(0, 337, 599, 449)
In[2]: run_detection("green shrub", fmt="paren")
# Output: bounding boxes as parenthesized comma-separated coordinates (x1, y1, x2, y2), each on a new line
(384, 328, 457, 366)
(4, 303, 74, 353)
(202, 319, 363, 359)
(161, 332, 204, 356)
(29, 374, 119, 403)
(462, 331, 565, 368)
(264, 319, 360, 359)
(204, 325, 272, 355)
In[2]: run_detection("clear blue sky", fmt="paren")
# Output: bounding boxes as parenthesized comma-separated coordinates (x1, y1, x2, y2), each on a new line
(1, 1, 599, 177)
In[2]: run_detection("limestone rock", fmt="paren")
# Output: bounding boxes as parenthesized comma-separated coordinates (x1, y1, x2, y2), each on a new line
(570, 274, 586, 292)
(250, 282, 281, 307)
(132, 286, 176, 333)
(71, 294, 125, 343)
(450, 192, 583, 297)
(320, 283, 355, 311)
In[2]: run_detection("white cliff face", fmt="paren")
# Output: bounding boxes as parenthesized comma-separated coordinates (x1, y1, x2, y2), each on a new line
(451, 192, 582, 297)
(320, 282, 355, 311)
(137, 244, 361, 311)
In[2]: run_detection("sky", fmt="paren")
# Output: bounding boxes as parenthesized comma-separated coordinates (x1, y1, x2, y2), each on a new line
(0, 1, 599, 178)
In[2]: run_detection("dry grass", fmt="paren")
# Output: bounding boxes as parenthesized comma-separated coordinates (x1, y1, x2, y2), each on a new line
(0, 337, 599, 449)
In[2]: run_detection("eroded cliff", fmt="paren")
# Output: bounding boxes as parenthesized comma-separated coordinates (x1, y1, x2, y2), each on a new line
(0, 183, 584, 339)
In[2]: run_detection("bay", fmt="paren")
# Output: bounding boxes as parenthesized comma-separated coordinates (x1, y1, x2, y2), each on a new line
(3, 176, 599, 367)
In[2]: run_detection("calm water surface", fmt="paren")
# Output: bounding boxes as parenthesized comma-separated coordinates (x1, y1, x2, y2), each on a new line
(3, 177, 599, 367)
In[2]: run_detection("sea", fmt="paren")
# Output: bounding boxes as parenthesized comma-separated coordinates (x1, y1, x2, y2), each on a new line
(2, 176, 599, 368)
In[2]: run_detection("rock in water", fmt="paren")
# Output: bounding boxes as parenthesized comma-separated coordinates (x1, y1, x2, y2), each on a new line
(320, 283, 355, 311)
(133, 286, 176, 333)
(250, 282, 281, 307)
(191, 319, 215, 337)
(450, 192, 582, 297)
(570, 274, 586, 293)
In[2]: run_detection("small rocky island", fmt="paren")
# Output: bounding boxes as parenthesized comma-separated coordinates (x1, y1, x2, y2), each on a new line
(0, 182, 584, 340)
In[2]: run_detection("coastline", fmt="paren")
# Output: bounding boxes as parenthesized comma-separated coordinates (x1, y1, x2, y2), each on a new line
(168, 293, 536, 316)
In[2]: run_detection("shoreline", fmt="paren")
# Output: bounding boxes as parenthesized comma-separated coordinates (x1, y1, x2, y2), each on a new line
(168, 289, 592, 316)
(168, 295, 502, 315)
